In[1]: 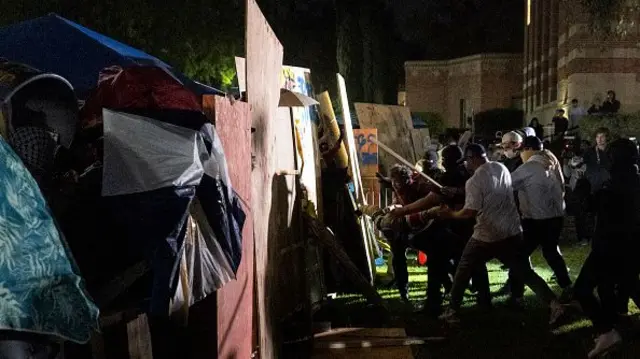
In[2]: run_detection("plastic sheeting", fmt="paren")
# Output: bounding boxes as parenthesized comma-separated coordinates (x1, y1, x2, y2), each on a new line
(101, 109, 206, 196)
(80, 66, 203, 129)
(197, 123, 245, 272)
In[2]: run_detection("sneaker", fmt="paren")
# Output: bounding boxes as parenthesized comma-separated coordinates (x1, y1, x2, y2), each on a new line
(439, 307, 461, 325)
(549, 301, 566, 326)
(588, 329, 622, 358)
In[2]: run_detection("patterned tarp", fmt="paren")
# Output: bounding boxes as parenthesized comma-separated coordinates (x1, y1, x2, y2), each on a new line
(0, 137, 99, 343)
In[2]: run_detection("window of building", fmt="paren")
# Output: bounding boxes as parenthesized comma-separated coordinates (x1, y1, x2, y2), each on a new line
(527, 0, 531, 25)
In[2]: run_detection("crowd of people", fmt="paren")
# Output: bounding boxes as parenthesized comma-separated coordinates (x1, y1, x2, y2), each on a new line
(374, 121, 640, 358)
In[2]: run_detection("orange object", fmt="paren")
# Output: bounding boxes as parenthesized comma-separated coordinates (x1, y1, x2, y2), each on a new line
(418, 251, 428, 265)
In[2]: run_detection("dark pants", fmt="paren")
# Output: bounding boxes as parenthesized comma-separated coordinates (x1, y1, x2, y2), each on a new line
(450, 235, 556, 310)
(389, 234, 410, 296)
(574, 249, 624, 333)
(420, 225, 490, 317)
(511, 217, 571, 298)
(573, 178, 593, 241)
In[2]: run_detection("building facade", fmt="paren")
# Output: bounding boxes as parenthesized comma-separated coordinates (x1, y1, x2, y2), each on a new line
(524, 0, 640, 124)
(405, 53, 523, 128)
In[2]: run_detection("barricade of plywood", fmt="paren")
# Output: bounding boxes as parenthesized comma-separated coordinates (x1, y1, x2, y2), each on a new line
(246, 1, 284, 358)
(354, 103, 416, 178)
(200, 95, 253, 359)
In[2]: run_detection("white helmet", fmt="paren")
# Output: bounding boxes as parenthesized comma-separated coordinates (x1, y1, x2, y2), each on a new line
(522, 127, 536, 138)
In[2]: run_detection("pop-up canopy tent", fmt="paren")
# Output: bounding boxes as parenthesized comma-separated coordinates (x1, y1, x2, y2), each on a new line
(0, 14, 224, 99)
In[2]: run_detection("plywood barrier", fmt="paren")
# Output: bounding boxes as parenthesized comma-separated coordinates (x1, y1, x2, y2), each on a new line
(354, 103, 415, 177)
(201, 95, 253, 359)
(410, 128, 431, 162)
(246, 1, 284, 358)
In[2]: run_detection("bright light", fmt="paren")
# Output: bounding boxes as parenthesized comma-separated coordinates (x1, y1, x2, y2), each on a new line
(527, 0, 531, 25)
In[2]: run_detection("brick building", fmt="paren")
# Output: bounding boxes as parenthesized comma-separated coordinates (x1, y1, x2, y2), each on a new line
(524, 0, 640, 125)
(405, 53, 523, 128)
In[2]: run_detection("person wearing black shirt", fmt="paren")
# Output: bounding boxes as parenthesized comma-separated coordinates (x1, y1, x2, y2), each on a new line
(551, 109, 569, 140)
(574, 138, 640, 358)
(600, 90, 621, 114)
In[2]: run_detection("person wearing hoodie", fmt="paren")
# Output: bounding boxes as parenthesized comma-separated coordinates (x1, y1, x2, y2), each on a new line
(573, 138, 640, 358)
(509, 136, 573, 303)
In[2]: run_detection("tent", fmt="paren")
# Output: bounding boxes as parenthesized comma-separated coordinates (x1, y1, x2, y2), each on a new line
(61, 66, 244, 316)
(0, 14, 224, 99)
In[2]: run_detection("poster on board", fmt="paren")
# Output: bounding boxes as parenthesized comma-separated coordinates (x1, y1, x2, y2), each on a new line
(353, 128, 379, 177)
(236, 57, 319, 209)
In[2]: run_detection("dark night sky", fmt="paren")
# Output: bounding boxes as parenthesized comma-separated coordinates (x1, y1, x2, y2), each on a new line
(281, 0, 524, 60)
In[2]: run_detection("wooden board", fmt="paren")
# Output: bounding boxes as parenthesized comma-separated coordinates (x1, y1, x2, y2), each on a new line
(312, 328, 415, 359)
(202, 95, 254, 359)
(410, 128, 431, 163)
(354, 103, 415, 176)
(235, 57, 320, 218)
(273, 106, 304, 326)
(353, 129, 378, 177)
(246, 1, 284, 358)
(337, 74, 364, 203)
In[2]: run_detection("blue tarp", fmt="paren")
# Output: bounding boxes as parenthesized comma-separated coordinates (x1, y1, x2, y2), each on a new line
(0, 14, 224, 99)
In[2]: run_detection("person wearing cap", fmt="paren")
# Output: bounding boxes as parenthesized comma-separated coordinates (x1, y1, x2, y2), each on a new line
(508, 136, 573, 304)
(500, 131, 524, 173)
(435, 143, 565, 326)
(573, 138, 640, 358)
(389, 145, 491, 317)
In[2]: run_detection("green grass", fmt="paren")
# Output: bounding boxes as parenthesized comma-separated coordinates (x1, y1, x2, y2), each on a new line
(327, 218, 640, 358)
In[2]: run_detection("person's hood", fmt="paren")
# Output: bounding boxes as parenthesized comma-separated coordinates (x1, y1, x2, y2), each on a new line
(527, 149, 559, 169)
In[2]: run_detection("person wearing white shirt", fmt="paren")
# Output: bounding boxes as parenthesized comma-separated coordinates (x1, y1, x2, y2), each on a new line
(569, 98, 588, 132)
(509, 136, 573, 302)
(436, 144, 565, 325)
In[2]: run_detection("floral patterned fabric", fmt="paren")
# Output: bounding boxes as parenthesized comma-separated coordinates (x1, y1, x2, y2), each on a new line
(0, 137, 99, 343)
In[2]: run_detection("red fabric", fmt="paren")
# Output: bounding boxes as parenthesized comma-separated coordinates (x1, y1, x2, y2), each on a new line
(80, 65, 202, 129)
(418, 251, 427, 265)
(393, 172, 431, 205)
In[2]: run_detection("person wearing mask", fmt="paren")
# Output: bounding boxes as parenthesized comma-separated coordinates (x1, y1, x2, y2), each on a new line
(584, 127, 611, 195)
(551, 109, 569, 140)
(509, 137, 573, 303)
(389, 145, 491, 318)
(600, 90, 621, 114)
(500, 131, 524, 172)
(416, 149, 443, 178)
(573, 138, 640, 358)
(529, 118, 544, 140)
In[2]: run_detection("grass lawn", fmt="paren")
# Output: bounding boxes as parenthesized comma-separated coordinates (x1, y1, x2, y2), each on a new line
(326, 218, 640, 358)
